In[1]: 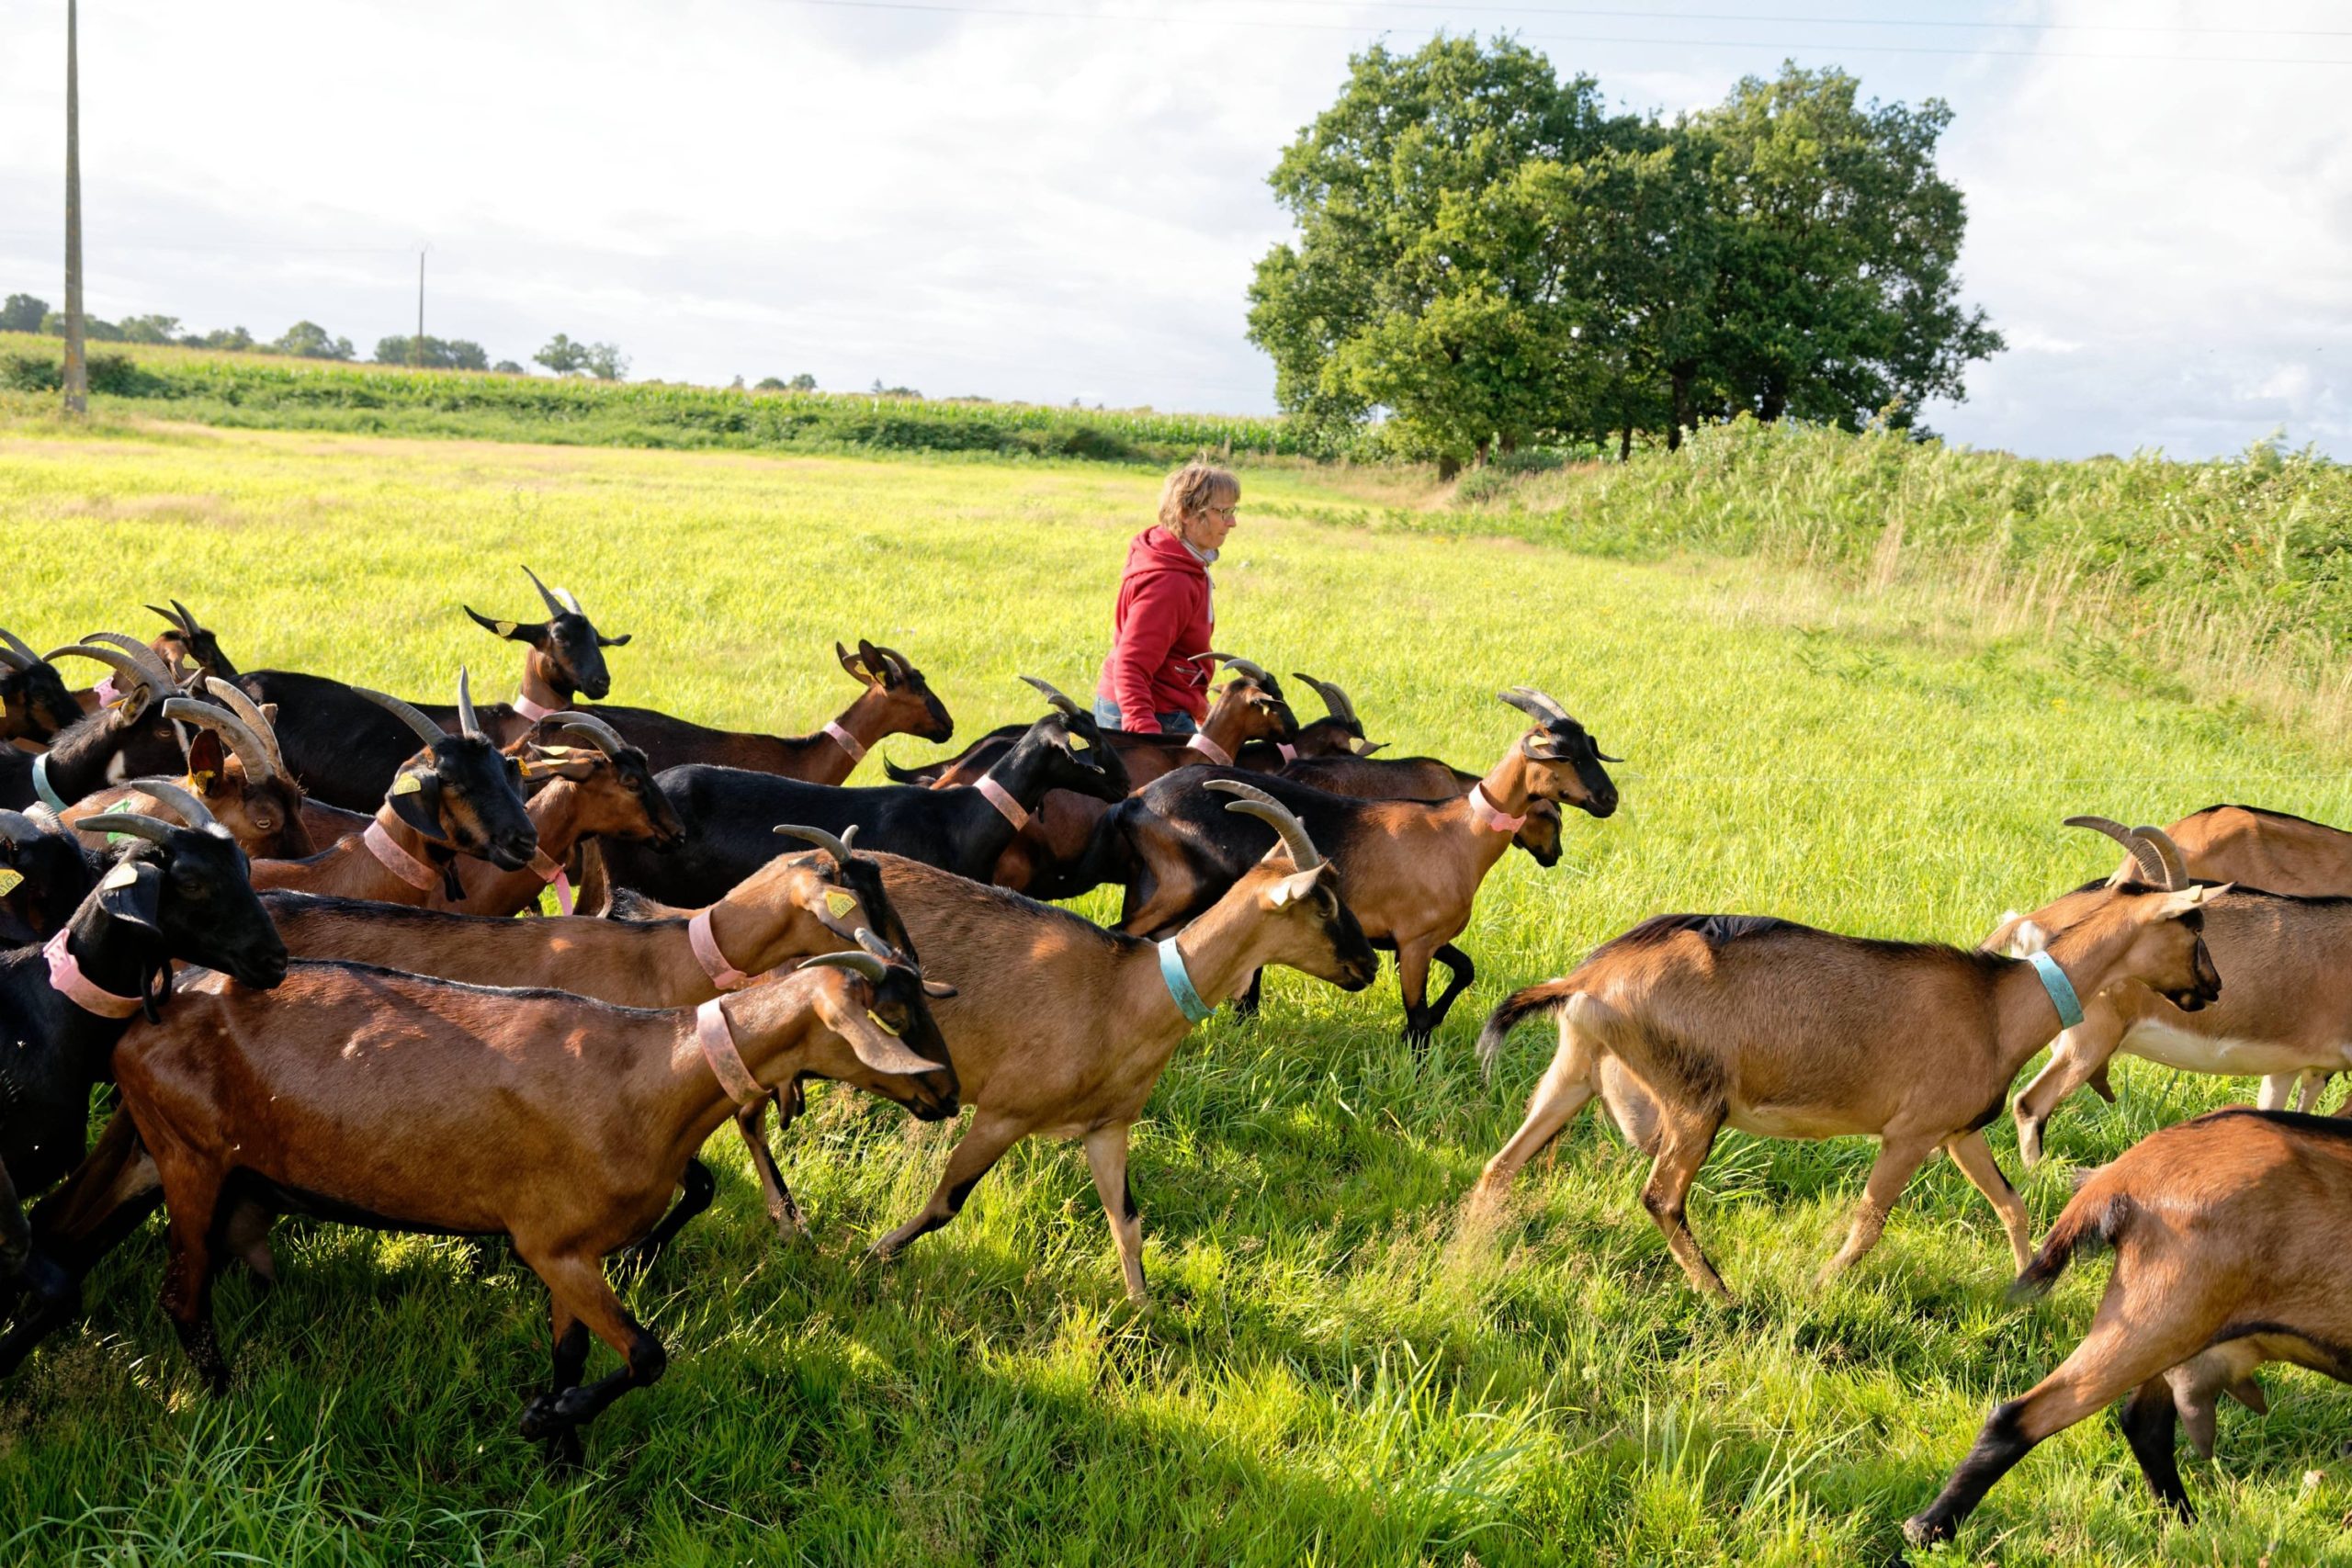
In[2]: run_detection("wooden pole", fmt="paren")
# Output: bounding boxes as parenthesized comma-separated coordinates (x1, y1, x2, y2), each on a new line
(62, 0, 86, 415)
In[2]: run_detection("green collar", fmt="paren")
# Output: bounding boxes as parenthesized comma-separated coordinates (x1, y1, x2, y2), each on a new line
(2027, 951, 2084, 1030)
(1158, 937, 1214, 1025)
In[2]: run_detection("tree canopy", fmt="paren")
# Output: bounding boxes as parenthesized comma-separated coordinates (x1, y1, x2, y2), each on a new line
(1247, 40, 2002, 472)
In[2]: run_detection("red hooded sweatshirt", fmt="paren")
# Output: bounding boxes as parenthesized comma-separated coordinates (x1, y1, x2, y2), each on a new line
(1097, 525, 1213, 731)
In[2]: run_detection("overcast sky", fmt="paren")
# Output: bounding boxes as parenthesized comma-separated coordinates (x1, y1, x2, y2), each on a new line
(1, 1, 2345, 458)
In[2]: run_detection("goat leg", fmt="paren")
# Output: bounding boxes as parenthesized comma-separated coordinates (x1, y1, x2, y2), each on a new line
(1816, 1132, 1935, 1286)
(1943, 1129, 2034, 1274)
(620, 1159, 718, 1274)
(870, 1110, 1025, 1261)
(1422, 942, 1476, 1039)
(734, 1086, 810, 1241)
(2119, 1376, 2195, 1516)
(2011, 1005, 2125, 1168)
(1476, 1007, 1605, 1195)
(1082, 1123, 1148, 1306)
(1231, 968, 1263, 1020)
(1638, 1103, 1731, 1300)
(155, 1167, 231, 1394)
(515, 1253, 667, 1451)
(0, 1162, 28, 1282)
(1398, 941, 1438, 1052)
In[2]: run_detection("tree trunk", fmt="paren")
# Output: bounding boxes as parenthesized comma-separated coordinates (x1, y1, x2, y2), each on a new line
(1437, 454, 1462, 482)
(62, 0, 85, 417)
(1758, 379, 1787, 423)
(1619, 424, 1633, 463)
(1668, 364, 1694, 452)
(1473, 437, 1490, 468)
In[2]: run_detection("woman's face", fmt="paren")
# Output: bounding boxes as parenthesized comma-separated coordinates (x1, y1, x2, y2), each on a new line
(1188, 495, 1238, 551)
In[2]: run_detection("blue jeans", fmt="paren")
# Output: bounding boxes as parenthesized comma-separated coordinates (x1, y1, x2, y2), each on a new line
(1091, 696, 1195, 736)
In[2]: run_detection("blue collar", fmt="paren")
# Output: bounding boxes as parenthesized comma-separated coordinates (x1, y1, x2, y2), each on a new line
(2027, 951, 2084, 1030)
(30, 753, 66, 815)
(1157, 937, 1215, 1024)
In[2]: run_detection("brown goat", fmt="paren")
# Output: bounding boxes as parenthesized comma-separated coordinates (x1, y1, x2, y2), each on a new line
(62, 682, 312, 860)
(768, 791, 1377, 1304)
(1906, 1108, 2352, 1544)
(108, 949, 956, 1457)
(1475, 821, 2226, 1299)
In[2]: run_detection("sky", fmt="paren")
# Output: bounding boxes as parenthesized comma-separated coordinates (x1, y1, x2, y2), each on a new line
(1, 0, 2346, 459)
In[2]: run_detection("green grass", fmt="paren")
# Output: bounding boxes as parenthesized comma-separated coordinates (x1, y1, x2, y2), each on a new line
(6, 422, 2352, 1564)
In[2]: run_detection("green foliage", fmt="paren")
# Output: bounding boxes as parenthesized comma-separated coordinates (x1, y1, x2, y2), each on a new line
(116, 313, 182, 344)
(536, 333, 626, 379)
(186, 325, 255, 352)
(268, 320, 354, 361)
(1250, 39, 2000, 470)
(374, 333, 488, 371)
(0, 293, 47, 333)
(40, 309, 122, 342)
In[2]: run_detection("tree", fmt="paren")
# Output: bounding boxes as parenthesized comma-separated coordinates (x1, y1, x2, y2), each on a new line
(378, 334, 487, 370)
(116, 313, 181, 344)
(789, 372, 816, 391)
(268, 321, 353, 360)
(0, 294, 49, 333)
(581, 342, 628, 381)
(1675, 64, 2002, 433)
(42, 310, 119, 341)
(492, 359, 525, 375)
(186, 326, 254, 352)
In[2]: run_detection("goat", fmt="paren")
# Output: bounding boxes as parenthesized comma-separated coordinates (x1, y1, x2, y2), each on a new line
(601, 694, 1121, 906)
(248, 676, 538, 905)
(105, 944, 953, 1460)
(1272, 749, 1564, 868)
(0, 784, 286, 1372)
(585, 638, 955, 779)
(1103, 688, 1618, 1044)
(1905, 1108, 2352, 1545)
(146, 601, 237, 683)
(61, 682, 314, 859)
(237, 566, 631, 809)
(1989, 821, 2352, 1166)
(837, 787, 1375, 1303)
(3, 637, 191, 813)
(1233, 671, 1385, 768)
(1472, 821, 2224, 1300)
(0, 629, 78, 746)
(0, 810, 96, 947)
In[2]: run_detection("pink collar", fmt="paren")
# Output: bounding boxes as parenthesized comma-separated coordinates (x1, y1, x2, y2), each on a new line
(975, 775, 1027, 829)
(42, 929, 143, 1019)
(1466, 784, 1525, 835)
(364, 816, 442, 892)
(529, 849, 574, 915)
(695, 998, 767, 1106)
(822, 720, 866, 762)
(1276, 742, 1296, 763)
(689, 905, 767, 991)
(1185, 732, 1233, 766)
(514, 692, 558, 723)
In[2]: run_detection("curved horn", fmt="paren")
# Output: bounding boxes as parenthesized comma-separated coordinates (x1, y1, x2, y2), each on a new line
(871, 644, 914, 681)
(2132, 826, 2191, 892)
(75, 812, 178, 846)
(456, 668, 481, 739)
(854, 927, 904, 964)
(160, 697, 275, 786)
(772, 823, 855, 866)
(800, 949, 886, 981)
(0, 808, 49, 846)
(1193, 651, 1276, 688)
(1019, 674, 1086, 720)
(172, 599, 202, 637)
(203, 679, 287, 779)
(118, 775, 220, 834)
(1291, 672, 1358, 727)
(46, 641, 158, 699)
(85, 631, 177, 688)
(546, 711, 630, 758)
(520, 564, 570, 619)
(0, 628, 36, 672)
(147, 602, 193, 637)
(1203, 777, 1324, 871)
(2064, 815, 2168, 886)
(354, 685, 447, 747)
(1503, 685, 1570, 724)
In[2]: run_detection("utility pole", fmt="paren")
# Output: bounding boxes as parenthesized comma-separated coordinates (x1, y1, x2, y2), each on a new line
(62, 0, 85, 416)
(412, 248, 425, 367)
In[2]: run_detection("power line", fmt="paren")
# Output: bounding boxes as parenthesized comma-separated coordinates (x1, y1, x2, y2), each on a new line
(0, 231, 418, 255)
(1195, 1, 2352, 42)
(759, 0, 2352, 63)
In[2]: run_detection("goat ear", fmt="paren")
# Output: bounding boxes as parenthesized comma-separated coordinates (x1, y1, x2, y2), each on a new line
(836, 641, 879, 687)
(2162, 883, 2229, 914)
(817, 986, 946, 1077)
(96, 860, 164, 931)
(922, 978, 957, 999)
(2006, 918, 2049, 956)
(1268, 864, 1325, 908)
(1354, 739, 1386, 757)
(465, 606, 545, 643)
(387, 769, 447, 840)
(185, 729, 228, 790)
(597, 631, 632, 648)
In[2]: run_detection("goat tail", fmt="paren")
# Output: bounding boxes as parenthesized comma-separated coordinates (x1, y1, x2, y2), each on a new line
(1476, 978, 1581, 1082)
(880, 754, 937, 785)
(2009, 1169, 2133, 1303)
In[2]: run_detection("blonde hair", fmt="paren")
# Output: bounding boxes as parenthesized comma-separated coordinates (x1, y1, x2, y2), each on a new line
(1157, 463, 1239, 545)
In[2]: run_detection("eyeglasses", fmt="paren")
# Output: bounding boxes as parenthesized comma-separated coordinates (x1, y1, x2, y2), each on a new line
(1205, 505, 1239, 520)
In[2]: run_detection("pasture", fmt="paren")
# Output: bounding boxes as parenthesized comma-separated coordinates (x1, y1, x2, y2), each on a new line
(5, 423, 2351, 1564)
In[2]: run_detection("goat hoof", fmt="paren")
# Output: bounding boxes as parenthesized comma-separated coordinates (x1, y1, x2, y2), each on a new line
(519, 1393, 562, 1440)
(1902, 1512, 1955, 1548)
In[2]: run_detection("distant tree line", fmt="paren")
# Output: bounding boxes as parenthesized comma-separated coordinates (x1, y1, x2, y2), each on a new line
(1247, 43, 2004, 475)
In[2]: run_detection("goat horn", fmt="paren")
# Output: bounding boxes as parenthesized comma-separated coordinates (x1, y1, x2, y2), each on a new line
(76, 812, 178, 846)
(355, 685, 447, 746)
(871, 645, 914, 681)
(82, 632, 176, 692)
(45, 641, 156, 697)
(1194, 651, 1274, 687)
(1019, 674, 1085, 719)
(520, 564, 570, 619)
(800, 949, 886, 981)
(456, 668, 481, 739)
(1291, 672, 1358, 727)
(545, 711, 629, 758)
(557, 585, 584, 615)
(2064, 815, 2168, 886)
(146, 602, 192, 637)
(0, 626, 42, 669)
(772, 823, 854, 866)
(117, 775, 222, 835)
(1507, 685, 1572, 723)
(1203, 777, 1324, 871)
(0, 644, 27, 673)
(203, 679, 288, 779)
(854, 927, 908, 965)
(173, 599, 202, 636)
(160, 697, 275, 786)
(0, 808, 49, 846)
(2132, 826, 2191, 892)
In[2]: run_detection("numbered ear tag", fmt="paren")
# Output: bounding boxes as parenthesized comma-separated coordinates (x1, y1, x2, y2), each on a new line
(390, 773, 424, 795)
(494, 620, 517, 637)
(825, 890, 859, 919)
(1069, 735, 1090, 750)
(866, 1009, 902, 1037)
(102, 863, 141, 890)
(0, 869, 21, 896)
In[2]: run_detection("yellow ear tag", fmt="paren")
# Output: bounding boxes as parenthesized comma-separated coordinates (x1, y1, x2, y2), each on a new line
(0, 869, 21, 896)
(1069, 735, 1090, 750)
(494, 620, 517, 637)
(390, 773, 424, 795)
(102, 863, 141, 890)
(186, 771, 214, 790)
(866, 1009, 901, 1037)
(825, 890, 858, 919)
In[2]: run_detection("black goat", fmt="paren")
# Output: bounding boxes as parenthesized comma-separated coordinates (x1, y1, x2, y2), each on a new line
(0, 630, 78, 745)
(604, 702, 1122, 906)
(147, 601, 238, 682)
(240, 566, 628, 810)
(0, 782, 287, 1374)
(0, 811, 96, 947)
(2, 637, 192, 813)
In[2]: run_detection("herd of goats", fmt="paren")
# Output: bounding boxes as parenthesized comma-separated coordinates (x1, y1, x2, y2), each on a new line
(3, 570, 2352, 1544)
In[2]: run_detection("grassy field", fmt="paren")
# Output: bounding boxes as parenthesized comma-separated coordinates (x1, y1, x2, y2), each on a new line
(6, 421, 2352, 1564)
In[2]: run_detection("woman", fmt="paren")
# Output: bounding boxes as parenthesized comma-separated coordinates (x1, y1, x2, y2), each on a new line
(1093, 462, 1238, 736)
